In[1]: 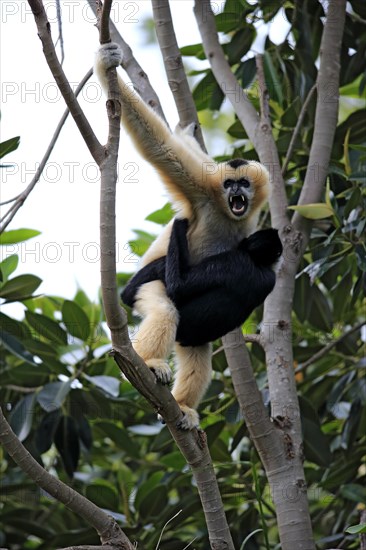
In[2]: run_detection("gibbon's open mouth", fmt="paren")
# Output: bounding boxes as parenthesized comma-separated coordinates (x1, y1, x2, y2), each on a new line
(229, 194, 248, 217)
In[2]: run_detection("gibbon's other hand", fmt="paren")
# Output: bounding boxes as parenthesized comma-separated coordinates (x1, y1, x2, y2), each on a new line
(96, 42, 123, 70)
(246, 228, 283, 266)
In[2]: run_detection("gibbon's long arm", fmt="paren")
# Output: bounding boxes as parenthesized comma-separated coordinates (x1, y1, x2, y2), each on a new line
(94, 44, 215, 211)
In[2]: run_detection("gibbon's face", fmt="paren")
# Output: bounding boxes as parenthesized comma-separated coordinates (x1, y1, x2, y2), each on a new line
(216, 159, 270, 221)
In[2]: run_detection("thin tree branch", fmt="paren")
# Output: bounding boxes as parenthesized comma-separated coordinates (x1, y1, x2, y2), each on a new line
(194, 0, 289, 230)
(85, 0, 167, 123)
(361, 509, 366, 550)
(96, 5, 234, 547)
(0, 195, 21, 206)
(99, 0, 113, 45)
(0, 406, 133, 550)
(55, 0, 65, 64)
(292, 0, 347, 246)
(243, 333, 262, 345)
(213, 333, 262, 358)
(223, 329, 284, 470)
(223, 328, 317, 549)
(282, 84, 317, 176)
(259, 3, 347, 548)
(0, 68, 93, 234)
(27, 0, 104, 165)
(255, 54, 270, 124)
(152, 0, 206, 151)
(296, 320, 365, 373)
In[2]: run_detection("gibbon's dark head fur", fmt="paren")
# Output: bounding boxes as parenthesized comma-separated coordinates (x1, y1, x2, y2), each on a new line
(208, 159, 271, 221)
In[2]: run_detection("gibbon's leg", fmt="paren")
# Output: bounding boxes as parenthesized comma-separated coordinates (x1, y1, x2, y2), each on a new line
(133, 280, 178, 384)
(121, 257, 166, 308)
(172, 343, 212, 429)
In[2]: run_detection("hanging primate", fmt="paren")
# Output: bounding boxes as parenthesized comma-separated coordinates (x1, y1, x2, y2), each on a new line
(95, 43, 274, 429)
(122, 219, 282, 347)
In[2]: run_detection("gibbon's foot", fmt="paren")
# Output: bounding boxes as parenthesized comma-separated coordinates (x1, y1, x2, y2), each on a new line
(97, 42, 123, 70)
(145, 359, 172, 385)
(176, 405, 200, 430)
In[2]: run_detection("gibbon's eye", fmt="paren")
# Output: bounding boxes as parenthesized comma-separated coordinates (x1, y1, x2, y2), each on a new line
(223, 179, 235, 189)
(238, 178, 250, 188)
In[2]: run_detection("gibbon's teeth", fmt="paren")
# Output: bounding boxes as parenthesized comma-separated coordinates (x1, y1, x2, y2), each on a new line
(229, 193, 248, 216)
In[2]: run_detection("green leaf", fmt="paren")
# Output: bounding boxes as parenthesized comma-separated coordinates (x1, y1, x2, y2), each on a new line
(302, 417, 332, 466)
(340, 483, 366, 504)
(7, 363, 50, 385)
(0, 274, 42, 301)
(235, 57, 257, 90)
(263, 51, 283, 106)
(288, 203, 335, 219)
(76, 415, 92, 450)
(145, 203, 175, 225)
(193, 71, 224, 111)
(281, 97, 301, 127)
(86, 480, 119, 510)
(215, 12, 242, 33)
(25, 311, 68, 345)
(160, 451, 186, 470)
(35, 410, 61, 453)
(0, 136, 20, 159)
(225, 27, 256, 65)
(345, 523, 366, 534)
(139, 485, 168, 519)
(37, 380, 72, 412)
(227, 119, 248, 139)
(322, 456, 361, 490)
(340, 74, 364, 98)
(73, 288, 92, 308)
(85, 375, 120, 397)
(54, 415, 80, 477)
(94, 421, 139, 458)
(62, 300, 90, 340)
(0, 228, 41, 245)
(341, 399, 362, 450)
(180, 43, 205, 59)
(0, 255, 19, 282)
(240, 529, 263, 550)
(0, 312, 31, 339)
(0, 330, 39, 366)
(9, 393, 37, 442)
(129, 229, 156, 258)
(294, 274, 333, 331)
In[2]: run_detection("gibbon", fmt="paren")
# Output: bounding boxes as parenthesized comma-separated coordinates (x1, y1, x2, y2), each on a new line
(95, 43, 272, 429)
(122, 219, 282, 346)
